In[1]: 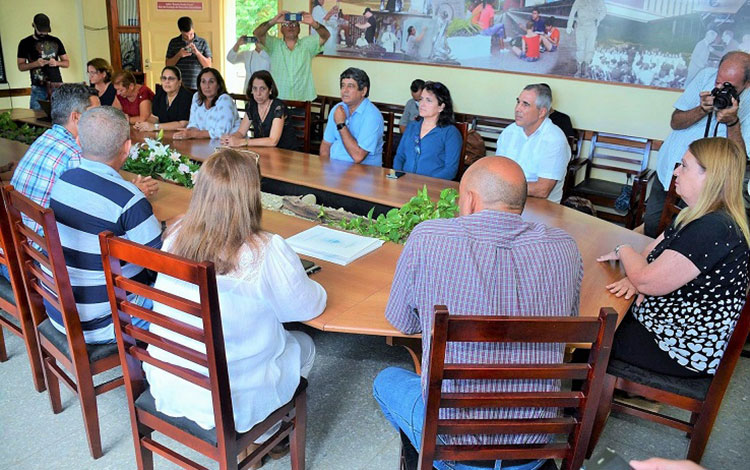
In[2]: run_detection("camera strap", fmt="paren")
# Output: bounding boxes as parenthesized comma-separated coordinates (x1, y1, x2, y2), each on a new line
(703, 111, 721, 138)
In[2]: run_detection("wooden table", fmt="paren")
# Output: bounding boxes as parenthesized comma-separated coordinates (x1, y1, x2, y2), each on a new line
(2, 110, 652, 339)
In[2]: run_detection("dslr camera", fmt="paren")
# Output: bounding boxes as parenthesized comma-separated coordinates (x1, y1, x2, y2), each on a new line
(711, 82, 740, 110)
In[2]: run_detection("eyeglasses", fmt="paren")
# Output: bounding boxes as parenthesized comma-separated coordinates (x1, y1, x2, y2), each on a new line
(281, 22, 299, 27)
(160, 76, 178, 81)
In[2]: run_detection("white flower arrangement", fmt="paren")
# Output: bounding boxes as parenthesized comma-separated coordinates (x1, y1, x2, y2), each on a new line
(123, 130, 200, 188)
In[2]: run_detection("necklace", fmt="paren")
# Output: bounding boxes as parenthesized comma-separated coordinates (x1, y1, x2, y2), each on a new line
(257, 100, 272, 121)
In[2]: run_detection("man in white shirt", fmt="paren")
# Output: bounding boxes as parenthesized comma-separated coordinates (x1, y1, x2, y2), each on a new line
(226, 35, 271, 92)
(495, 84, 571, 203)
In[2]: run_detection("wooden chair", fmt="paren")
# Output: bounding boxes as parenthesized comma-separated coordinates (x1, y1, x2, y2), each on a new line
(285, 100, 312, 153)
(382, 111, 395, 169)
(656, 169, 683, 235)
(0, 188, 45, 392)
(99, 231, 308, 470)
(454, 121, 469, 181)
(3, 185, 123, 459)
(587, 292, 750, 463)
(566, 132, 654, 229)
(414, 306, 618, 470)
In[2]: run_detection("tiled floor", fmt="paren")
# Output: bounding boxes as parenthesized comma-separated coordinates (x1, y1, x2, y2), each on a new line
(1, 327, 748, 469)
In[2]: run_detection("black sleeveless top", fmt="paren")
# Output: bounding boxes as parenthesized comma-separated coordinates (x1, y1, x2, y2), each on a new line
(244, 98, 298, 151)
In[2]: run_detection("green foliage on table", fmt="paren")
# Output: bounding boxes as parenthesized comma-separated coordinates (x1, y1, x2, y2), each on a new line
(446, 19, 481, 38)
(324, 186, 459, 244)
(122, 131, 200, 188)
(236, 0, 278, 38)
(0, 111, 46, 145)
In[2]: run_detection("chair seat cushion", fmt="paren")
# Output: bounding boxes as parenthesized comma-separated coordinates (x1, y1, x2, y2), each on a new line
(37, 318, 119, 364)
(135, 388, 219, 446)
(573, 179, 624, 200)
(0, 274, 17, 306)
(607, 358, 712, 401)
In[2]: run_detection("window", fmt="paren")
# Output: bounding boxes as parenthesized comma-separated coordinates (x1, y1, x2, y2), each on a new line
(225, 0, 279, 94)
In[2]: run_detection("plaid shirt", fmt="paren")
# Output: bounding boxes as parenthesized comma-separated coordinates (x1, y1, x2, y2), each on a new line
(386, 210, 583, 445)
(10, 124, 81, 235)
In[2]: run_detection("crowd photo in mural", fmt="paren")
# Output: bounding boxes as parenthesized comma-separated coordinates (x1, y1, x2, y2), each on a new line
(307, 0, 750, 90)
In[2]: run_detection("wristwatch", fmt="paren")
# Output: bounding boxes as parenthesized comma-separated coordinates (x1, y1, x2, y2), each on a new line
(336, 122, 347, 131)
(614, 244, 623, 257)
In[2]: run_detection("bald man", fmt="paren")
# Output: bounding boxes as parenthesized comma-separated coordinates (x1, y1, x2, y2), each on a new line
(373, 157, 583, 470)
(644, 51, 750, 237)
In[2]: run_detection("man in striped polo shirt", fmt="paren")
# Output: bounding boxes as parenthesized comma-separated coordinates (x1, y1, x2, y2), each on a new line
(48, 107, 162, 344)
(374, 157, 583, 470)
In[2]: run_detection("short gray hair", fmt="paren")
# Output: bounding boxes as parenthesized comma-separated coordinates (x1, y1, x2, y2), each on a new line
(78, 107, 130, 162)
(50, 84, 93, 126)
(523, 83, 552, 113)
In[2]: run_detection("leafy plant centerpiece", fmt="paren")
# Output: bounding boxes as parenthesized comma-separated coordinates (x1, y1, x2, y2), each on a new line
(323, 186, 459, 244)
(123, 130, 200, 188)
(0, 111, 46, 145)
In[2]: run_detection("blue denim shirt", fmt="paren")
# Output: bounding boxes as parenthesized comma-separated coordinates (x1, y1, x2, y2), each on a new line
(393, 119, 462, 180)
(323, 98, 384, 167)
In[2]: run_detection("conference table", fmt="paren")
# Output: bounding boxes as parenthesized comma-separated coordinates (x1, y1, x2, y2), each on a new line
(1, 109, 652, 368)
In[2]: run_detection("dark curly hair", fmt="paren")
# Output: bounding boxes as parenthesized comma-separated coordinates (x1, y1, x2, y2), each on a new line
(422, 81, 455, 127)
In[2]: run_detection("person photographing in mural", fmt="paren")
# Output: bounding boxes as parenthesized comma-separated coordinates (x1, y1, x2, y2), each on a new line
(253, 10, 329, 101)
(642, 51, 750, 237)
(355, 8, 378, 44)
(566, 0, 607, 78)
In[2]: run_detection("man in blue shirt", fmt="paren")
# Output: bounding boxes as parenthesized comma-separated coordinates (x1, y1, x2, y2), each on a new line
(48, 107, 162, 343)
(321, 67, 383, 167)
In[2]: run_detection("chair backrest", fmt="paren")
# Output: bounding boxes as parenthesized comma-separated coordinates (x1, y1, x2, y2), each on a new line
(284, 100, 312, 153)
(464, 114, 515, 156)
(454, 121, 469, 181)
(0, 189, 33, 324)
(382, 111, 395, 169)
(98, 231, 236, 454)
(586, 132, 652, 182)
(3, 186, 89, 366)
(656, 167, 682, 235)
(420, 306, 618, 470)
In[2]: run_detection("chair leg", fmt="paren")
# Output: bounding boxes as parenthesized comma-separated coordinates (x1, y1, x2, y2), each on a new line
(133, 425, 154, 470)
(586, 373, 616, 459)
(0, 326, 7, 362)
(290, 391, 307, 470)
(686, 411, 699, 439)
(43, 357, 63, 414)
(686, 406, 719, 463)
(77, 377, 104, 459)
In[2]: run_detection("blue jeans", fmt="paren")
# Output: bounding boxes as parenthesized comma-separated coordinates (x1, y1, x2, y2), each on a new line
(373, 367, 546, 470)
(29, 85, 49, 110)
(0, 264, 9, 282)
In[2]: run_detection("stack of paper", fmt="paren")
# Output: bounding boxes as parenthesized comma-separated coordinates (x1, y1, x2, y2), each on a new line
(286, 225, 384, 266)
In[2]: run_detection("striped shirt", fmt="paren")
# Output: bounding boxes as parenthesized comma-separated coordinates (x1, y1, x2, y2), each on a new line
(265, 36, 321, 101)
(386, 210, 583, 445)
(48, 159, 162, 343)
(165, 35, 212, 91)
(10, 124, 82, 235)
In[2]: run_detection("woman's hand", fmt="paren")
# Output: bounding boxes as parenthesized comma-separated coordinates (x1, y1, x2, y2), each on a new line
(133, 121, 154, 132)
(219, 134, 247, 147)
(173, 128, 196, 140)
(606, 277, 639, 300)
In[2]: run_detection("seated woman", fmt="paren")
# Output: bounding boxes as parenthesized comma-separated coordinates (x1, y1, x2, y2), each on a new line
(219, 70, 298, 150)
(112, 70, 154, 123)
(87, 58, 116, 106)
(133, 66, 192, 132)
(143, 149, 326, 450)
(174, 67, 240, 140)
(598, 137, 750, 378)
(393, 81, 462, 180)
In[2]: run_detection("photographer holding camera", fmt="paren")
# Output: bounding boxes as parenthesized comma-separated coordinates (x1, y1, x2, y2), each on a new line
(643, 51, 750, 237)
(165, 17, 213, 91)
(227, 35, 271, 92)
(253, 11, 330, 101)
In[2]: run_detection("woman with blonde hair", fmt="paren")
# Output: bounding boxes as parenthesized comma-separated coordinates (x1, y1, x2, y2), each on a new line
(598, 136, 749, 377)
(143, 149, 326, 462)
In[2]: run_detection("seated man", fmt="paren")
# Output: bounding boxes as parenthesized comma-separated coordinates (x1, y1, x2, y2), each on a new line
(373, 157, 582, 470)
(10, 84, 158, 237)
(47, 107, 163, 344)
(495, 83, 571, 203)
(320, 67, 383, 167)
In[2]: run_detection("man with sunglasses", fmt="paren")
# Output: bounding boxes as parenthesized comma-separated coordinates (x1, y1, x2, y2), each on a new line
(254, 10, 330, 101)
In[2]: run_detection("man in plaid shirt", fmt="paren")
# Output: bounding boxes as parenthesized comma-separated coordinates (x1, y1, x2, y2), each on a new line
(373, 157, 583, 470)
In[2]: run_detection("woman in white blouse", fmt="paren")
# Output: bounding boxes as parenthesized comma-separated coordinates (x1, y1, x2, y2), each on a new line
(143, 149, 326, 456)
(174, 67, 240, 140)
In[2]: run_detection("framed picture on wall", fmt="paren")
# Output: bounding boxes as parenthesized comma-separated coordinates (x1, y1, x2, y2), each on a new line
(307, 0, 750, 90)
